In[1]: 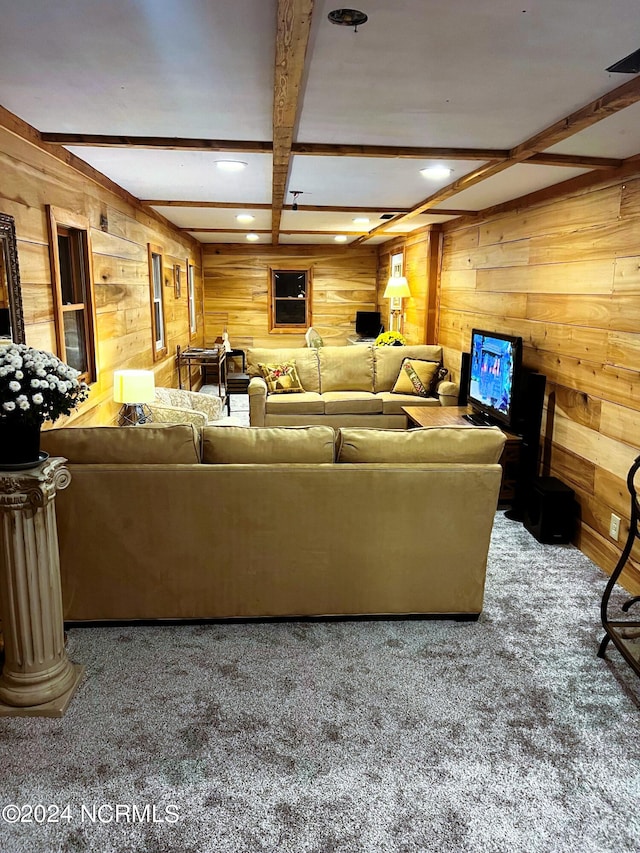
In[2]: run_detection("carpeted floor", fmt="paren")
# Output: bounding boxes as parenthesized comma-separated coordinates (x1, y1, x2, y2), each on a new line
(1, 456, 640, 851)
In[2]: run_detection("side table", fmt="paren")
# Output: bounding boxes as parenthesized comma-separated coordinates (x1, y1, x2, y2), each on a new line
(0, 457, 84, 717)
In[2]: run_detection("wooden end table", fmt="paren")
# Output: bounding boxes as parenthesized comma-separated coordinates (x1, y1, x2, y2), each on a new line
(402, 405, 522, 505)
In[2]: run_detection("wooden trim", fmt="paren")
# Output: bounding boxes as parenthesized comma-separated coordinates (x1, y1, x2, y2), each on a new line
(426, 227, 442, 346)
(271, 0, 315, 243)
(526, 153, 623, 169)
(46, 206, 66, 363)
(186, 258, 196, 340)
(141, 200, 473, 216)
(354, 75, 640, 244)
(147, 243, 167, 362)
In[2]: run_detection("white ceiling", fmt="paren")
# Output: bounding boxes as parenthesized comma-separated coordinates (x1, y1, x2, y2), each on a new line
(0, 0, 639, 245)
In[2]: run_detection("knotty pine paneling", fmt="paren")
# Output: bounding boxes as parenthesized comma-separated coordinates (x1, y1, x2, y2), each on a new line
(202, 245, 377, 349)
(439, 170, 640, 591)
(0, 123, 203, 425)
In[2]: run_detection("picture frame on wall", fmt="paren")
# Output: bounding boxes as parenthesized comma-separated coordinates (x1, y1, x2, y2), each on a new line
(174, 265, 181, 298)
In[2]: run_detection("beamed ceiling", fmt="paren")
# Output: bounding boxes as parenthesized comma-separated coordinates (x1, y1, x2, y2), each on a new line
(1, 0, 640, 246)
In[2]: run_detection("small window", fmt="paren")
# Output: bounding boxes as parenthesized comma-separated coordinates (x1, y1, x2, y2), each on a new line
(187, 262, 197, 336)
(269, 268, 312, 332)
(48, 207, 97, 384)
(148, 244, 166, 359)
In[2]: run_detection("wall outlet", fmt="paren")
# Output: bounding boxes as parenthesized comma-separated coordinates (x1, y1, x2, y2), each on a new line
(609, 513, 621, 541)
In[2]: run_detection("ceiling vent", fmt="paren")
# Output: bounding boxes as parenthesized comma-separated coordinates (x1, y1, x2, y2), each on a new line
(380, 213, 395, 220)
(328, 9, 368, 30)
(606, 48, 640, 74)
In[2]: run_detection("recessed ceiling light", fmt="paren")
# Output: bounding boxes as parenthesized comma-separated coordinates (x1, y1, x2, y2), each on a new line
(246, 233, 260, 242)
(236, 214, 255, 223)
(215, 160, 248, 172)
(334, 235, 348, 243)
(420, 166, 452, 180)
(353, 217, 370, 224)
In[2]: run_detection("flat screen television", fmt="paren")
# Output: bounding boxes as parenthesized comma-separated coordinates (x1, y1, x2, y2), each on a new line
(355, 311, 382, 339)
(467, 328, 522, 428)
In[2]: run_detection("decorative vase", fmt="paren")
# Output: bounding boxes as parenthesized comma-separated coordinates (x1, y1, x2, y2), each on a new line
(0, 420, 43, 469)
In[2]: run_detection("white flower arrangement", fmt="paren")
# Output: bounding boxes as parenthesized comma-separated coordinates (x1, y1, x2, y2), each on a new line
(0, 344, 89, 425)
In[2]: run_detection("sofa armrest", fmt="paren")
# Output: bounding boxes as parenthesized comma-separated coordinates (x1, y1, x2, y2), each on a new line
(147, 404, 207, 429)
(437, 380, 459, 407)
(248, 376, 267, 427)
(190, 392, 223, 422)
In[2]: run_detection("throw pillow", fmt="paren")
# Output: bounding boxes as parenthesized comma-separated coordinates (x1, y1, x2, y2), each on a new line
(430, 364, 448, 395)
(258, 360, 305, 394)
(392, 358, 439, 397)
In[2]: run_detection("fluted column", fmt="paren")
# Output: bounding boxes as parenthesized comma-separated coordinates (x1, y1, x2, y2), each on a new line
(0, 457, 83, 717)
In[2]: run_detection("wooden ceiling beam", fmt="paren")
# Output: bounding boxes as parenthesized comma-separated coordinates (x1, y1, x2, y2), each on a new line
(140, 199, 471, 215)
(526, 152, 623, 169)
(179, 228, 370, 235)
(41, 133, 273, 153)
(354, 74, 640, 244)
(291, 143, 508, 160)
(271, 0, 315, 244)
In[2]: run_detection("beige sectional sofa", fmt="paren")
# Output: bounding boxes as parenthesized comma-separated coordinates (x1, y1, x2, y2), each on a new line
(41, 422, 505, 622)
(247, 344, 459, 428)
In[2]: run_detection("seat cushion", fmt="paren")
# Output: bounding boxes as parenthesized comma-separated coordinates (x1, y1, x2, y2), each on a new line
(40, 424, 201, 464)
(202, 425, 335, 463)
(265, 391, 325, 415)
(337, 425, 506, 464)
(247, 347, 320, 393)
(318, 345, 374, 392)
(322, 391, 382, 414)
(376, 392, 440, 415)
(374, 345, 443, 391)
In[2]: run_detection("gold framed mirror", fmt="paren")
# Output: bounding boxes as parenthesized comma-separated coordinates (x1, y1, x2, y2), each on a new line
(0, 212, 25, 344)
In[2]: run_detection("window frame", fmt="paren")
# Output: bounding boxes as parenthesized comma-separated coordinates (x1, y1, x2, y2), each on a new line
(268, 267, 313, 334)
(47, 206, 97, 385)
(186, 259, 197, 338)
(148, 243, 167, 360)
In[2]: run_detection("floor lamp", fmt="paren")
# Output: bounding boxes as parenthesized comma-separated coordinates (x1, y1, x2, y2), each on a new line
(383, 276, 411, 333)
(113, 370, 155, 426)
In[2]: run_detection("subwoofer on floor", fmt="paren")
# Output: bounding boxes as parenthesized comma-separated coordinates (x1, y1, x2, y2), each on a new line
(523, 476, 576, 544)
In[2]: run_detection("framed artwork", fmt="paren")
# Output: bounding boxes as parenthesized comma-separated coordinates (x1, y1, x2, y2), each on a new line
(174, 264, 181, 298)
(391, 251, 404, 278)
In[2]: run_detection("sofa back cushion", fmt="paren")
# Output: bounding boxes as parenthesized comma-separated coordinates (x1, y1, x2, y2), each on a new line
(40, 423, 201, 464)
(202, 425, 336, 463)
(337, 425, 506, 464)
(318, 345, 374, 392)
(246, 347, 320, 393)
(374, 345, 443, 392)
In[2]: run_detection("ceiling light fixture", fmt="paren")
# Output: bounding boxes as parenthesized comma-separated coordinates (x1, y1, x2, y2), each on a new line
(420, 166, 452, 180)
(289, 190, 303, 211)
(236, 214, 255, 223)
(334, 235, 348, 243)
(328, 8, 368, 31)
(246, 233, 260, 242)
(215, 160, 248, 172)
(353, 217, 370, 224)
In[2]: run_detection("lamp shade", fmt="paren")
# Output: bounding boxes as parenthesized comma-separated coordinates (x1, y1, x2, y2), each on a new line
(113, 370, 155, 404)
(383, 276, 411, 299)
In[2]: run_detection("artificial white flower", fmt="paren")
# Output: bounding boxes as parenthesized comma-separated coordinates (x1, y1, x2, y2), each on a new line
(8, 380, 21, 392)
(2, 401, 16, 411)
(32, 393, 44, 405)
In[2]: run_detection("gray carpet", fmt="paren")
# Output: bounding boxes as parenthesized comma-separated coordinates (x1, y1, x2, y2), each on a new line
(1, 514, 640, 851)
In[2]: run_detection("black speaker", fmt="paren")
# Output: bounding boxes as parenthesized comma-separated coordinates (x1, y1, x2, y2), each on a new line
(458, 352, 471, 406)
(524, 477, 576, 544)
(505, 370, 546, 519)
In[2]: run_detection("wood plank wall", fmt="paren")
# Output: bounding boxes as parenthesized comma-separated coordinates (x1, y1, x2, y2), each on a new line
(202, 244, 378, 349)
(438, 172, 640, 593)
(376, 227, 439, 344)
(0, 124, 204, 425)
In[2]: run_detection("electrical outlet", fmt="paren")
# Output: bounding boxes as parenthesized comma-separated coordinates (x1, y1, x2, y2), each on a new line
(609, 513, 621, 541)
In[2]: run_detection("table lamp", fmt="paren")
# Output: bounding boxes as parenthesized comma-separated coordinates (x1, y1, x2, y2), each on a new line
(113, 370, 155, 426)
(383, 276, 411, 332)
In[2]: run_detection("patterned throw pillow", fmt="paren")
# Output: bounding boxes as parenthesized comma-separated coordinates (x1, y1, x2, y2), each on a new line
(392, 358, 440, 397)
(258, 360, 305, 394)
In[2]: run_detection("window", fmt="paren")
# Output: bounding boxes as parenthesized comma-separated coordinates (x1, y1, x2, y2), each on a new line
(269, 268, 312, 332)
(47, 207, 96, 383)
(187, 262, 197, 337)
(148, 244, 166, 359)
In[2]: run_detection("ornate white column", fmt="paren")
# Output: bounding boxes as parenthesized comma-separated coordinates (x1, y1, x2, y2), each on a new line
(0, 457, 84, 717)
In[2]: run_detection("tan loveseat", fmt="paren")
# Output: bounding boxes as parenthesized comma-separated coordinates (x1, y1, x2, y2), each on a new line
(41, 422, 505, 622)
(246, 345, 459, 428)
